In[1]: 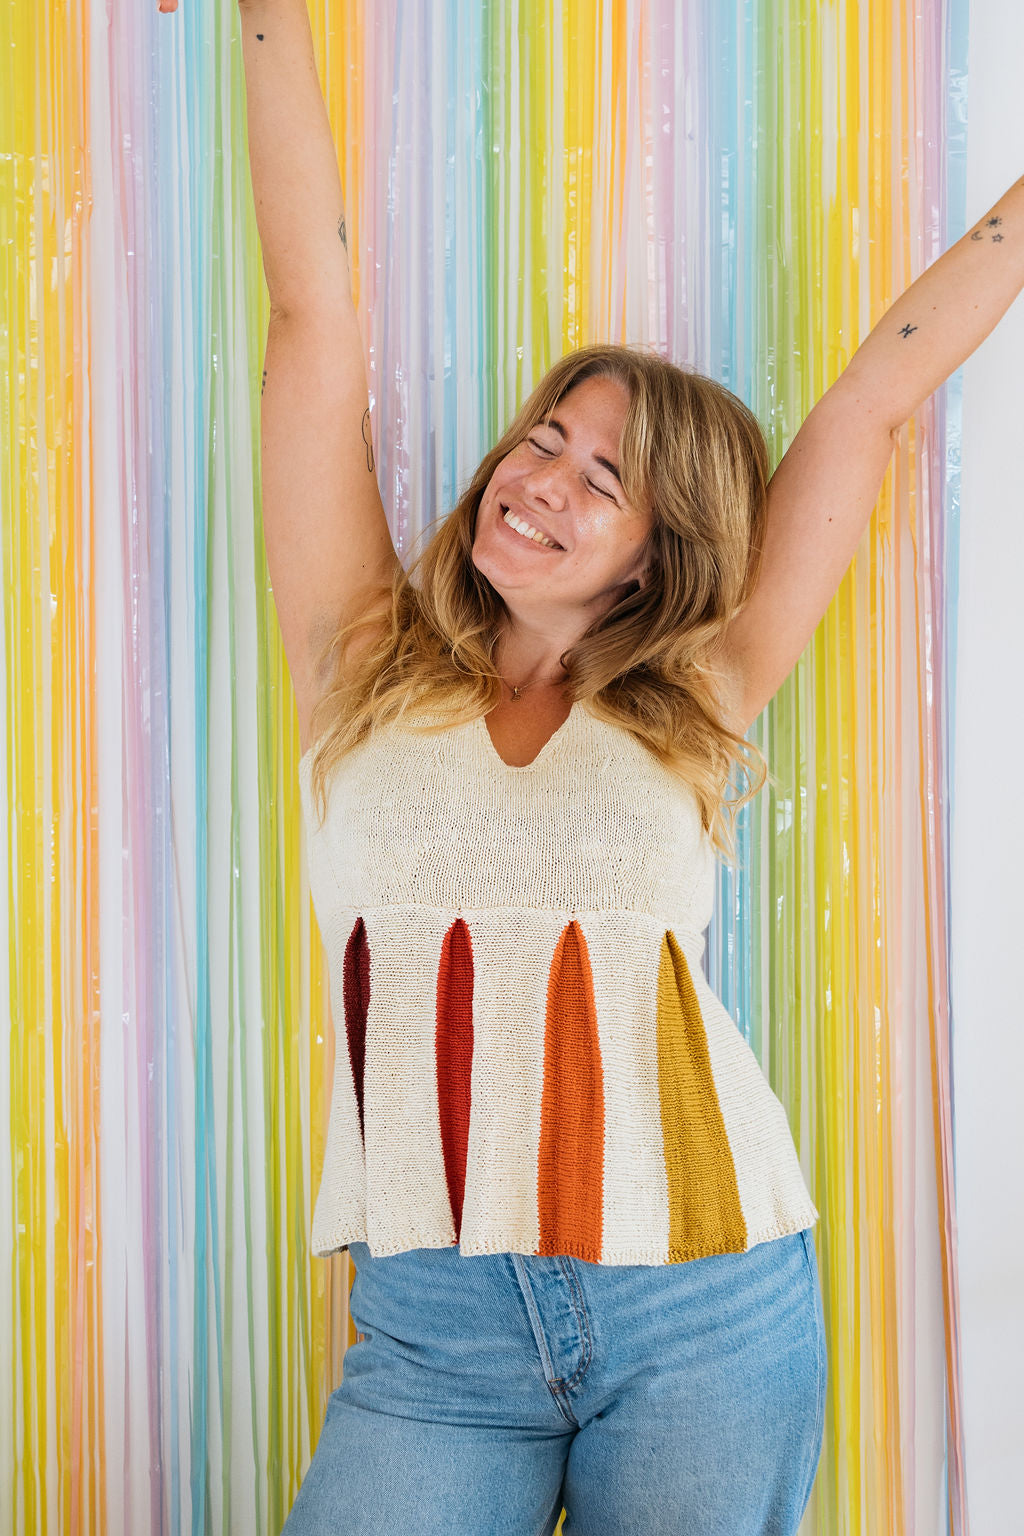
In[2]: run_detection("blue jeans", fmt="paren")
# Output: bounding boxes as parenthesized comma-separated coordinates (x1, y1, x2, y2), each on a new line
(282, 1229, 825, 1535)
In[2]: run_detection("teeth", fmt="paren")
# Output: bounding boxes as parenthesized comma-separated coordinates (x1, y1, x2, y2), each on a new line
(502, 507, 559, 548)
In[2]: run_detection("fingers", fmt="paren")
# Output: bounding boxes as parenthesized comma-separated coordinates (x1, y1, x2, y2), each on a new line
(158, 0, 178, 12)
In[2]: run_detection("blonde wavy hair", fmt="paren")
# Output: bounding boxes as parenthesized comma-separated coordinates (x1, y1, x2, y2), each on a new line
(307, 343, 770, 862)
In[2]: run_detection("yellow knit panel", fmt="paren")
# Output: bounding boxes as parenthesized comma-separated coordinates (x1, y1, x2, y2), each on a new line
(657, 931, 748, 1261)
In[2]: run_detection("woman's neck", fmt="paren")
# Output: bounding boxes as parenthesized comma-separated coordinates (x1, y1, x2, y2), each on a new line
(494, 622, 576, 693)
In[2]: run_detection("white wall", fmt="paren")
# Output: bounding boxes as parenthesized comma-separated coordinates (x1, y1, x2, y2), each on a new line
(953, 5, 1024, 1530)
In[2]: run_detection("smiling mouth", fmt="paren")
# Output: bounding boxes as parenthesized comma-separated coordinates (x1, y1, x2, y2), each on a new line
(501, 505, 563, 549)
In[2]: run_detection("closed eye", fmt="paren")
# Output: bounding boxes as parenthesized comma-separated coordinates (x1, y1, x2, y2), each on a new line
(527, 439, 618, 501)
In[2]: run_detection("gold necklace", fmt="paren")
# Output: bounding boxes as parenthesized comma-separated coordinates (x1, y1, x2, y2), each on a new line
(500, 674, 567, 703)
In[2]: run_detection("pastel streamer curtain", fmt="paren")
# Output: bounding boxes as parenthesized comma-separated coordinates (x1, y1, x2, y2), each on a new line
(1, 1, 969, 1532)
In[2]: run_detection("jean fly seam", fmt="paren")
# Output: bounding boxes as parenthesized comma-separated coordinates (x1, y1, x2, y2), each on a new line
(510, 1253, 580, 1426)
(549, 1257, 592, 1392)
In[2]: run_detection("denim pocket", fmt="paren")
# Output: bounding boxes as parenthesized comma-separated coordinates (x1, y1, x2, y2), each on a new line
(798, 1227, 816, 1277)
(797, 1227, 827, 1507)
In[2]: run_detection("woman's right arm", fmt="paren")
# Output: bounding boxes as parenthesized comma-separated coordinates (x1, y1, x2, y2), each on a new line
(161, 0, 400, 750)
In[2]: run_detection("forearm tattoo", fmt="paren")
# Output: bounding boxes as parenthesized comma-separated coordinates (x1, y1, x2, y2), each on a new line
(970, 215, 1005, 243)
(362, 409, 374, 472)
(261, 366, 267, 396)
(900, 209, 1012, 339)
(338, 215, 347, 250)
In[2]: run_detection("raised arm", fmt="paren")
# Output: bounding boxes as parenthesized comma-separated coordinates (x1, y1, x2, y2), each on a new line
(711, 175, 1024, 735)
(160, 0, 400, 751)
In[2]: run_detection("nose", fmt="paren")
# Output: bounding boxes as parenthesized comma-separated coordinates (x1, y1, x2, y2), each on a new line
(523, 454, 570, 510)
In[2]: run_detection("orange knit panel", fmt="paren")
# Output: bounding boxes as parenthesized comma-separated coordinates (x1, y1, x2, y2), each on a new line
(657, 931, 747, 1260)
(537, 921, 605, 1260)
(435, 918, 475, 1239)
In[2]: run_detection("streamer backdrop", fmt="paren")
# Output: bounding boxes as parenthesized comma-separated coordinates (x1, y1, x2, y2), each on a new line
(1, 0, 969, 1532)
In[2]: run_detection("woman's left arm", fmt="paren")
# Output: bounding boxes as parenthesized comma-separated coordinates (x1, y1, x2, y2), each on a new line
(712, 174, 1024, 735)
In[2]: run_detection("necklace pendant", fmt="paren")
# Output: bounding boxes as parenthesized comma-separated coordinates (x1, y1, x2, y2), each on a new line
(511, 685, 522, 701)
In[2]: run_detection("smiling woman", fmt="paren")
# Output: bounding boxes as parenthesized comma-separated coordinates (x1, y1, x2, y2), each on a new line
(303, 344, 772, 860)
(472, 377, 654, 696)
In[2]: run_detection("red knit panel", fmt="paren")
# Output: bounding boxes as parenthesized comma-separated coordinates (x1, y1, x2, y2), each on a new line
(435, 919, 475, 1239)
(342, 917, 370, 1142)
(537, 921, 605, 1260)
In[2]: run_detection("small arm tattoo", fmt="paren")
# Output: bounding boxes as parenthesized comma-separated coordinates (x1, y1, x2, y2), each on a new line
(261, 367, 267, 396)
(362, 409, 374, 472)
(970, 216, 1007, 243)
(338, 216, 347, 250)
(899, 323, 917, 338)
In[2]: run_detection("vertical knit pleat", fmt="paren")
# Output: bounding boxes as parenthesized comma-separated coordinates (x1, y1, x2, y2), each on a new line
(657, 931, 747, 1259)
(342, 917, 370, 1142)
(435, 918, 475, 1239)
(537, 921, 605, 1260)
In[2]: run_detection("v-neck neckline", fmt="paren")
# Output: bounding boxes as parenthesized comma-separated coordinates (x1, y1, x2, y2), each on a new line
(477, 700, 579, 770)
(298, 701, 584, 779)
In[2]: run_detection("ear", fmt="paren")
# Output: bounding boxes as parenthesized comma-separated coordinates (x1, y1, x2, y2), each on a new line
(631, 526, 658, 591)
(632, 555, 655, 591)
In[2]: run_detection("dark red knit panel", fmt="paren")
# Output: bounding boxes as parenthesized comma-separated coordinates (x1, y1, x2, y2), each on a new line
(435, 918, 475, 1240)
(342, 917, 370, 1142)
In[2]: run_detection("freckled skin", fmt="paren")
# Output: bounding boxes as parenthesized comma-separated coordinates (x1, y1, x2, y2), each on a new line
(471, 376, 654, 640)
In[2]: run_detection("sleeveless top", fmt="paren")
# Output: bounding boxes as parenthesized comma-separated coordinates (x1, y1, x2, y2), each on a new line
(297, 701, 818, 1265)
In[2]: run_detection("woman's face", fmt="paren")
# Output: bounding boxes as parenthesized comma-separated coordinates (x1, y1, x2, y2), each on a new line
(471, 374, 654, 628)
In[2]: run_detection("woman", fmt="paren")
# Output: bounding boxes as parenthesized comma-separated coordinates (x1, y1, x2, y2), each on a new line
(160, 1, 1023, 1531)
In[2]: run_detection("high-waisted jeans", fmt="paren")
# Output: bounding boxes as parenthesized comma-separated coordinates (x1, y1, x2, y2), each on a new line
(282, 1228, 826, 1535)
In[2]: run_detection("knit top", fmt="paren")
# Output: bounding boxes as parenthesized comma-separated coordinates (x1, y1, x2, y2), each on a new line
(297, 700, 818, 1266)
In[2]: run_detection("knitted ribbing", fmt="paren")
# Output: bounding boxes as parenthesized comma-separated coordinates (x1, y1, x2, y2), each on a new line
(297, 702, 817, 1264)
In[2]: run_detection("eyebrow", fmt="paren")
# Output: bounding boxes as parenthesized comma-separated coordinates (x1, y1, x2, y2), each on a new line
(544, 416, 622, 487)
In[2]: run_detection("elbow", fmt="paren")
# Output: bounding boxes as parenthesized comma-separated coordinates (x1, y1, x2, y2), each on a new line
(266, 288, 357, 332)
(263, 258, 355, 327)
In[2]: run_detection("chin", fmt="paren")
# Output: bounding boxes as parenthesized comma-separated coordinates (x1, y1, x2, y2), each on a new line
(470, 536, 518, 594)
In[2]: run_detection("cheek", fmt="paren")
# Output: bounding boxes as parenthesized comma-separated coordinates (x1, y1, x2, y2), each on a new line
(584, 509, 650, 568)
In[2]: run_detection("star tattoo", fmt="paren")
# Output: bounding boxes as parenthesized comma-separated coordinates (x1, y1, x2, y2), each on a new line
(992, 233, 1004, 243)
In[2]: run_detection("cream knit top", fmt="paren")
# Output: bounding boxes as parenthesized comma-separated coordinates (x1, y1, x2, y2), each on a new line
(297, 701, 818, 1266)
